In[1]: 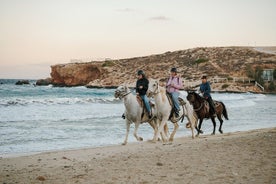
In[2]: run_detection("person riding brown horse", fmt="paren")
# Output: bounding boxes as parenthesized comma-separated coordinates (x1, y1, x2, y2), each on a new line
(199, 75, 216, 117)
(186, 91, 228, 136)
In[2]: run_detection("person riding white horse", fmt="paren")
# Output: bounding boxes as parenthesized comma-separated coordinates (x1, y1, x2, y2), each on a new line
(115, 85, 160, 145)
(148, 79, 198, 142)
(136, 70, 152, 118)
(166, 67, 183, 118)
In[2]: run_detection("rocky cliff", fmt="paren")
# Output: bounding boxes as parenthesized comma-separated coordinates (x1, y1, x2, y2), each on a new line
(50, 47, 276, 92)
(51, 63, 104, 86)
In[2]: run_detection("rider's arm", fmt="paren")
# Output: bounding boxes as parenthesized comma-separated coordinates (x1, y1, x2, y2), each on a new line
(166, 77, 172, 87)
(173, 77, 183, 89)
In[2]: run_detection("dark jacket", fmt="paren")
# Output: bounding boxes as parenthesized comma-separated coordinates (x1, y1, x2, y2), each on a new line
(136, 78, 149, 96)
(200, 82, 211, 98)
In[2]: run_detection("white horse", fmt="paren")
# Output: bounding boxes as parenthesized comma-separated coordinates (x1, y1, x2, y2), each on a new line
(148, 79, 198, 142)
(114, 85, 167, 145)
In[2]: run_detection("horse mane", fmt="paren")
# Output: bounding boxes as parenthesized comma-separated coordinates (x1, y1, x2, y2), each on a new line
(192, 92, 205, 103)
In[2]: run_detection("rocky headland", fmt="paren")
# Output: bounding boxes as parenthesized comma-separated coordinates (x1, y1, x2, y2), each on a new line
(49, 47, 276, 93)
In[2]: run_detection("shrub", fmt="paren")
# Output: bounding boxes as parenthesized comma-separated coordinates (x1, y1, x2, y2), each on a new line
(222, 84, 229, 89)
(102, 60, 115, 67)
(194, 58, 208, 68)
(194, 58, 208, 65)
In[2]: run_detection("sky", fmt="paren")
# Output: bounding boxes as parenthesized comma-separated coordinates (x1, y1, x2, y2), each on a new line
(0, 0, 276, 79)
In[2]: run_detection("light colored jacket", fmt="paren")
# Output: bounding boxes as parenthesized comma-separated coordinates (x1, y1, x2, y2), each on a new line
(166, 76, 183, 93)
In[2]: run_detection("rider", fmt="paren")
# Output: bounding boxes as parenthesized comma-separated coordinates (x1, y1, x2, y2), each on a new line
(199, 75, 216, 117)
(166, 67, 183, 118)
(136, 70, 152, 118)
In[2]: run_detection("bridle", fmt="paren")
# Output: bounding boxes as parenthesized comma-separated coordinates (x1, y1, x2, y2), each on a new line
(148, 82, 160, 96)
(115, 89, 132, 99)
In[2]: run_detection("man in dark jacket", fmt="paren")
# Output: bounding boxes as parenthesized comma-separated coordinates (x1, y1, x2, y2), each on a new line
(136, 70, 151, 118)
(199, 75, 216, 117)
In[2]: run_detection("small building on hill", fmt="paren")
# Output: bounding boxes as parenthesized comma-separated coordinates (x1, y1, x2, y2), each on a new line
(262, 69, 274, 81)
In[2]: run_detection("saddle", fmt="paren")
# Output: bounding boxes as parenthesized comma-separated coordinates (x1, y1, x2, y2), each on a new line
(136, 96, 155, 108)
(203, 99, 219, 118)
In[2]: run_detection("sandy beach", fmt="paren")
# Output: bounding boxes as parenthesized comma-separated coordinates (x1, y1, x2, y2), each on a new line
(0, 128, 275, 184)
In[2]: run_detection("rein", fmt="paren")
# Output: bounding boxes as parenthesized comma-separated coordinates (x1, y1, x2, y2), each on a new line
(193, 103, 203, 112)
(115, 90, 132, 99)
(121, 91, 132, 98)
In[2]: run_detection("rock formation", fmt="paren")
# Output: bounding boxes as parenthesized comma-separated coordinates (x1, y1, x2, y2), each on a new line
(51, 63, 104, 86)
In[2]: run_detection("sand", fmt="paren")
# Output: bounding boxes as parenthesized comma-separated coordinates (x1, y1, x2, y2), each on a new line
(0, 128, 275, 184)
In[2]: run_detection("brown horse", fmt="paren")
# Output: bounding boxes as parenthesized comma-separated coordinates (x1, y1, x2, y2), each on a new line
(186, 91, 228, 136)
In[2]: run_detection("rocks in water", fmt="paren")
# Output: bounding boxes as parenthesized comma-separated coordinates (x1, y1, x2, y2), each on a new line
(15, 80, 30, 85)
(36, 78, 52, 86)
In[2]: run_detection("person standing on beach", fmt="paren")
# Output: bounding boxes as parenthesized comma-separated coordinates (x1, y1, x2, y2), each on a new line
(199, 75, 216, 117)
(166, 67, 183, 118)
(136, 70, 152, 118)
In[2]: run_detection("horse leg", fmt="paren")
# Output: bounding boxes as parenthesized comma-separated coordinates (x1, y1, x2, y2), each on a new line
(188, 114, 197, 139)
(163, 123, 169, 141)
(196, 119, 204, 137)
(148, 118, 160, 142)
(159, 119, 169, 143)
(190, 120, 195, 139)
(152, 119, 162, 143)
(148, 118, 158, 136)
(211, 117, 216, 135)
(122, 119, 131, 145)
(217, 114, 224, 134)
(133, 122, 143, 141)
(169, 122, 179, 142)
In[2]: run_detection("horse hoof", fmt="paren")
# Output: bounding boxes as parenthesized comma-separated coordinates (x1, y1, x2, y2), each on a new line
(199, 130, 203, 134)
(122, 142, 127, 145)
(211, 133, 215, 135)
(219, 130, 223, 134)
(138, 137, 143, 141)
(196, 134, 199, 137)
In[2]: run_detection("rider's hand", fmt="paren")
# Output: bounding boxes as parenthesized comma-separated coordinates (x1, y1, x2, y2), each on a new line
(136, 93, 139, 96)
(139, 86, 143, 89)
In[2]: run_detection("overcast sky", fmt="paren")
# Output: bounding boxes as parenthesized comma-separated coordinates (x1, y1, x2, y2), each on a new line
(0, 0, 275, 79)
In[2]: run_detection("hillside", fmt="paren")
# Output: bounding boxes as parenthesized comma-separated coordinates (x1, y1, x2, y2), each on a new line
(50, 47, 276, 92)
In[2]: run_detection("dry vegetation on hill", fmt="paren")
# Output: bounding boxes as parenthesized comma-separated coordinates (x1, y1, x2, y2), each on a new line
(50, 47, 276, 92)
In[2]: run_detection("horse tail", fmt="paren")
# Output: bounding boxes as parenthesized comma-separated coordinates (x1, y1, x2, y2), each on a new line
(221, 102, 229, 120)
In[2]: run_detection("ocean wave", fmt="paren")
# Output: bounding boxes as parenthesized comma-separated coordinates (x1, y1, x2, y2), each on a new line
(0, 97, 121, 107)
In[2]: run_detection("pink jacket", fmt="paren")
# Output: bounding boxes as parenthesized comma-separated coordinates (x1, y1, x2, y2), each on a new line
(166, 76, 183, 93)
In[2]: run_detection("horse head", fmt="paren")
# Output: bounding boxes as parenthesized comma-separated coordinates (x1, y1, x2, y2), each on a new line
(187, 91, 205, 104)
(147, 79, 159, 97)
(186, 91, 196, 103)
(114, 85, 129, 99)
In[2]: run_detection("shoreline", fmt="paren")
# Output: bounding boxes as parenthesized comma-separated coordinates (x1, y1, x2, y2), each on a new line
(1, 127, 275, 183)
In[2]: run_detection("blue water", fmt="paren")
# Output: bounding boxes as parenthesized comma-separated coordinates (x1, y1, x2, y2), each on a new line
(0, 79, 276, 156)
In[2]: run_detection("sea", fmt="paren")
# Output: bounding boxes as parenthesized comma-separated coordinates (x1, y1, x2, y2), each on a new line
(0, 79, 275, 156)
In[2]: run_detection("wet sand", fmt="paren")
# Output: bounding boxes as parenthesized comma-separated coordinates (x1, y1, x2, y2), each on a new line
(0, 128, 275, 184)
